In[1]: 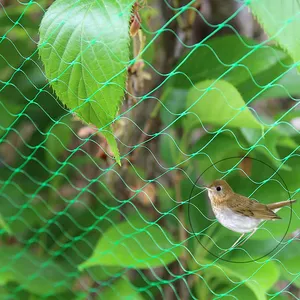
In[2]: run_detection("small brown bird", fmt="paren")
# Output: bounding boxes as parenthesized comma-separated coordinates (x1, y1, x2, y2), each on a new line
(206, 179, 296, 249)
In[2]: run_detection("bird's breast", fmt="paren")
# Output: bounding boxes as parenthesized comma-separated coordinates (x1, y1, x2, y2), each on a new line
(212, 206, 262, 233)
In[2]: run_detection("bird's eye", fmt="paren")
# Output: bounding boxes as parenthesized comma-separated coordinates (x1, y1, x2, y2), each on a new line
(216, 186, 221, 192)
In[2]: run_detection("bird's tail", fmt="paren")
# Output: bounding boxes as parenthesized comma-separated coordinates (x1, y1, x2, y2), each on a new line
(267, 199, 296, 213)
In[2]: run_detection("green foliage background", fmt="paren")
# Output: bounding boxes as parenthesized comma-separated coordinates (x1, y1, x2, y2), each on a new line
(0, 0, 299, 299)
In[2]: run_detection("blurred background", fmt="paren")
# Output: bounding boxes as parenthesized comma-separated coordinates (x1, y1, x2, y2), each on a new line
(0, 0, 299, 299)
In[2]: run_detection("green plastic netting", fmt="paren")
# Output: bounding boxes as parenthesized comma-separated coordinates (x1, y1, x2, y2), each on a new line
(0, 0, 299, 299)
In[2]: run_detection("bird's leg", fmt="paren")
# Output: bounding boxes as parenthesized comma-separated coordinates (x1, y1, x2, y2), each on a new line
(219, 233, 245, 255)
(220, 229, 257, 254)
(238, 228, 257, 246)
(228, 233, 245, 249)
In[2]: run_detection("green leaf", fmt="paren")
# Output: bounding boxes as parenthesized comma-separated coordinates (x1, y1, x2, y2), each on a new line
(160, 87, 188, 127)
(75, 292, 90, 300)
(79, 216, 183, 269)
(277, 136, 298, 149)
(215, 285, 257, 300)
(248, 0, 300, 72)
(171, 34, 287, 89)
(256, 68, 300, 100)
(198, 259, 279, 300)
(268, 291, 289, 300)
(87, 265, 123, 282)
(275, 241, 300, 288)
(39, 0, 133, 165)
(185, 80, 263, 131)
(0, 213, 12, 235)
(0, 271, 14, 286)
(99, 276, 144, 300)
(52, 201, 120, 265)
(236, 55, 293, 102)
(190, 133, 243, 183)
(167, 34, 296, 103)
(240, 128, 292, 171)
(0, 245, 73, 295)
(218, 237, 279, 259)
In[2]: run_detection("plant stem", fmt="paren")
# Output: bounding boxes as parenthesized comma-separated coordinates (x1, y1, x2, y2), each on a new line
(174, 170, 189, 300)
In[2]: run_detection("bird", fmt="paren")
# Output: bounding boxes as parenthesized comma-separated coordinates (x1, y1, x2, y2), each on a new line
(206, 179, 296, 250)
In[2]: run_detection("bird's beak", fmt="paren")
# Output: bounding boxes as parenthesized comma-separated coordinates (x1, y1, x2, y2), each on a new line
(204, 186, 213, 191)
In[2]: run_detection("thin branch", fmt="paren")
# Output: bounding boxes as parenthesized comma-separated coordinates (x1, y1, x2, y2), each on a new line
(174, 170, 189, 300)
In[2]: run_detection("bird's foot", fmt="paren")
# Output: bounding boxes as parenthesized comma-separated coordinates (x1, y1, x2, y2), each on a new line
(218, 247, 234, 256)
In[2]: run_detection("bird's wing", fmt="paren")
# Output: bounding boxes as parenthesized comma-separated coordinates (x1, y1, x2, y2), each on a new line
(225, 196, 281, 220)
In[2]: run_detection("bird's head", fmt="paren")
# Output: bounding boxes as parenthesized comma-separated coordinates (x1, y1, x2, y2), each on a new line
(206, 179, 233, 202)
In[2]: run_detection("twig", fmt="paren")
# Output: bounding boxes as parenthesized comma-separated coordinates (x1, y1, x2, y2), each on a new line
(162, 261, 178, 300)
(174, 170, 189, 300)
(130, 114, 158, 163)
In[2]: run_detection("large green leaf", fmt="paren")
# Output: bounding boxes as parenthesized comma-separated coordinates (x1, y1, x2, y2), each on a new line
(240, 128, 292, 171)
(51, 201, 121, 280)
(256, 68, 300, 101)
(0, 246, 73, 295)
(171, 34, 287, 89)
(249, 0, 300, 72)
(185, 79, 263, 131)
(197, 259, 279, 300)
(99, 276, 144, 300)
(190, 133, 243, 183)
(275, 241, 300, 288)
(167, 34, 299, 102)
(79, 216, 183, 269)
(236, 55, 293, 102)
(214, 285, 257, 300)
(39, 0, 134, 165)
(160, 87, 188, 127)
